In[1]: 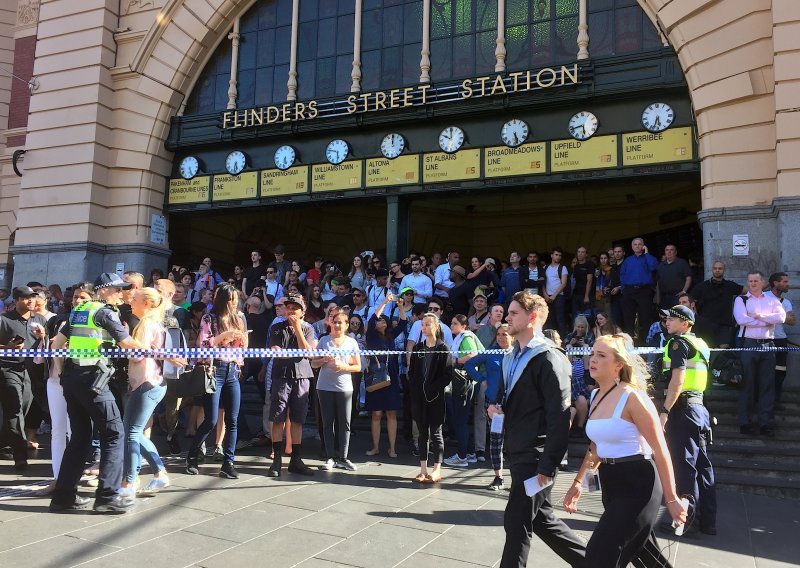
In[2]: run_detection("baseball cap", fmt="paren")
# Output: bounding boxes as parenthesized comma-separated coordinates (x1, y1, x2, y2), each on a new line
(94, 272, 132, 290)
(485, 257, 496, 266)
(449, 265, 466, 278)
(473, 288, 487, 299)
(284, 292, 306, 311)
(660, 305, 695, 324)
(400, 287, 415, 296)
(12, 285, 37, 300)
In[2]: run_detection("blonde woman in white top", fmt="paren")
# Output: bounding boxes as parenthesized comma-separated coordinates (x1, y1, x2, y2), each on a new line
(563, 334, 687, 568)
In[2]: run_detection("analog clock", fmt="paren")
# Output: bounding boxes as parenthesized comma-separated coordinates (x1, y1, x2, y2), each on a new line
(179, 156, 200, 180)
(501, 119, 529, 148)
(568, 111, 599, 140)
(274, 145, 296, 170)
(326, 139, 350, 165)
(225, 150, 247, 175)
(641, 102, 675, 133)
(438, 126, 465, 153)
(380, 133, 405, 159)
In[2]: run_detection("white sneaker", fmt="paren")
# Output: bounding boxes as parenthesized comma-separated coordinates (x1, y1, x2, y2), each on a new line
(118, 486, 137, 498)
(466, 453, 478, 464)
(443, 454, 469, 468)
(321, 458, 335, 471)
(139, 476, 170, 496)
(335, 459, 357, 471)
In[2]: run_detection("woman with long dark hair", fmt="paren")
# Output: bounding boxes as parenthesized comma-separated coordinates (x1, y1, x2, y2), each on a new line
(186, 284, 248, 479)
(408, 312, 453, 483)
(304, 284, 325, 323)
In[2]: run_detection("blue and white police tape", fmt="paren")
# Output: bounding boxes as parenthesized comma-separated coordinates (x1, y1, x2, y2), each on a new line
(1, 345, 799, 359)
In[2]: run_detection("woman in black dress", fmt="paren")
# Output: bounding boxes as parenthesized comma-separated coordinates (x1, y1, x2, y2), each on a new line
(408, 313, 453, 483)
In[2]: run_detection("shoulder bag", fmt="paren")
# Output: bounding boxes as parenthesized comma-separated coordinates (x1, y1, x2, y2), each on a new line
(365, 354, 391, 392)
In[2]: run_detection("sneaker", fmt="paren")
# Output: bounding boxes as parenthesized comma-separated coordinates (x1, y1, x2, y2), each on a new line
(443, 454, 469, 468)
(118, 486, 136, 499)
(212, 445, 225, 462)
(466, 453, 478, 464)
(139, 476, 170, 496)
(335, 459, 357, 471)
(476, 451, 486, 462)
(219, 461, 239, 479)
(411, 441, 419, 457)
(488, 476, 504, 491)
(288, 459, 315, 476)
(186, 457, 199, 475)
(49, 495, 91, 513)
(94, 495, 135, 514)
(167, 435, 181, 456)
(321, 458, 336, 471)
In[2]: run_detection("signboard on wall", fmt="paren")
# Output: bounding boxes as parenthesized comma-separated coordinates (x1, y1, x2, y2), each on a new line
(365, 155, 420, 187)
(168, 176, 211, 204)
(261, 166, 309, 196)
(312, 161, 363, 192)
(550, 135, 618, 172)
(622, 127, 694, 166)
(484, 143, 547, 178)
(422, 149, 481, 183)
(212, 172, 258, 201)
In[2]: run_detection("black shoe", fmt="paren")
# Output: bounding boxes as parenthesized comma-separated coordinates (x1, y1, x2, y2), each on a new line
(49, 495, 91, 513)
(760, 426, 775, 437)
(186, 456, 199, 475)
(167, 436, 181, 456)
(700, 525, 717, 536)
(488, 476, 504, 491)
(93, 495, 135, 514)
(288, 460, 315, 476)
(219, 461, 239, 479)
(411, 442, 419, 458)
(267, 456, 282, 478)
(740, 424, 758, 436)
(13, 460, 27, 471)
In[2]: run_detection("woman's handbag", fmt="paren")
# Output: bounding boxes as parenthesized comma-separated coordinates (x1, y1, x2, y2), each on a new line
(365, 355, 391, 392)
(176, 358, 216, 397)
(448, 366, 476, 399)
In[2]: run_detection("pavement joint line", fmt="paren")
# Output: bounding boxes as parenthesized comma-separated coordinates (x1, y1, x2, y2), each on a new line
(741, 493, 758, 568)
(390, 517, 458, 568)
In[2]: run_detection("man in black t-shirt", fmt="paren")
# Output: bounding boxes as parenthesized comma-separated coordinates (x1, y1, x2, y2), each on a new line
(571, 246, 595, 318)
(447, 265, 471, 320)
(243, 249, 267, 296)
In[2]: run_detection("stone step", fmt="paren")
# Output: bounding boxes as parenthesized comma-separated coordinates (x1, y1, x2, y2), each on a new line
(706, 400, 800, 415)
(705, 385, 800, 403)
(714, 473, 800, 500)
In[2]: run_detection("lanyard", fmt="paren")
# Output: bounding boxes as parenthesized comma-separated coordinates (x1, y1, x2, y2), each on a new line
(502, 346, 528, 405)
(587, 384, 618, 420)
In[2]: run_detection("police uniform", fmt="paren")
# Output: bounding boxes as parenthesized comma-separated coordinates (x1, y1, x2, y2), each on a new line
(51, 299, 129, 510)
(663, 331, 717, 534)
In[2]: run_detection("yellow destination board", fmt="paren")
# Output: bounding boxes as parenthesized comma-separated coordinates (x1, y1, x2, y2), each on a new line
(260, 166, 309, 197)
(312, 161, 363, 192)
(622, 127, 694, 166)
(212, 172, 258, 201)
(485, 142, 547, 178)
(168, 176, 211, 204)
(550, 135, 618, 172)
(365, 155, 420, 187)
(423, 149, 481, 183)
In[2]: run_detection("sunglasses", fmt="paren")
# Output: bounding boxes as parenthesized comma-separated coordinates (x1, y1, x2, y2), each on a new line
(427, 306, 441, 312)
(266, 270, 275, 274)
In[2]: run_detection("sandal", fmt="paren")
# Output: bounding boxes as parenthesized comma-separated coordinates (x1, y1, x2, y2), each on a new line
(413, 473, 427, 483)
(424, 472, 442, 483)
(387, 449, 398, 458)
(365, 448, 380, 456)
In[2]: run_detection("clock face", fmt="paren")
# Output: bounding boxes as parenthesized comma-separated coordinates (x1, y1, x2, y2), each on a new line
(225, 150, 247, 175)
(501, 119, 529, 147)
(568, 111, 599, 140)
(381, 133, 405, 159)
(641, 103, 675, 133)
(179, 156, 199, 179)
(326, 139, 349, 165)
(439, 126, 465, 153)
(274, 145, 296, 170)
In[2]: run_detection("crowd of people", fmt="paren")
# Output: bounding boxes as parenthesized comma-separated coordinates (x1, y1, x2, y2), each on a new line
(0, 239, 792, 567)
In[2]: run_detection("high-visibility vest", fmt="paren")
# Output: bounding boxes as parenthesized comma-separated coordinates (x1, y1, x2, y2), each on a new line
(68, 301, 116, 366)
(663, 333, 710, 392)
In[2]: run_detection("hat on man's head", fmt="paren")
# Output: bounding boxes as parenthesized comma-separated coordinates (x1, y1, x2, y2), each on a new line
(485, 258, 496, 267)
(473, 288, 487, 299)
(94, 273, 132, 290)
(449, 265, 467, 278)
(400, 287, 415, 296)
(660, 305, 695, 324)
(284, 292, 306, 312)
(12, 286, 37, 300)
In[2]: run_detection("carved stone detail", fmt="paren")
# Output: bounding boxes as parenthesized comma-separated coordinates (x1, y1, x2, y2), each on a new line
(16, 0, 40, 27)
(124, 0, 155, 15)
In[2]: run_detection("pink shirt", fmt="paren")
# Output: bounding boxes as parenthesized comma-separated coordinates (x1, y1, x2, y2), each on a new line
(198, 312, 246, 363)
(127, 321, 165, 391)
(733, 292, 786, 339)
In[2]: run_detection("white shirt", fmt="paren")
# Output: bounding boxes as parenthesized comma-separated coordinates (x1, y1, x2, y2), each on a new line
(407, 319, 453, 349)
(765, 291, 793, 339)
(733, 292, 786, 339)
(434, 263, 455, 298)
(399, 272, 433, 304)
(545, 265, 563, 296)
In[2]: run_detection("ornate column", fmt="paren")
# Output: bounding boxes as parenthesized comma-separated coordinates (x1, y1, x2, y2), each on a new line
(577, 0, 589, 60)
(419, 0, 431, 82)
(287, 0, 300, 101)
(351, 0, 363, 92)
(226, 17, 241, 109)
(495, 0, 506, 71)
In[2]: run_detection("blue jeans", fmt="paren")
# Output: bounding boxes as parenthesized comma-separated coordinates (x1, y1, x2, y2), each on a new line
(447, 391, 475, 459)
(123, 381, 167, 483)
(190, 362, 241, 463)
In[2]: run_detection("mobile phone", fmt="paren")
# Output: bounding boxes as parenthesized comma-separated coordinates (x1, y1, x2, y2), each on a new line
(10, 335, 25, 345)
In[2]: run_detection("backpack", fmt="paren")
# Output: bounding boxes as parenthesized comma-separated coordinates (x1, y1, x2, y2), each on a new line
(163, 312, 188, 380)
(557, 264, 570, 296)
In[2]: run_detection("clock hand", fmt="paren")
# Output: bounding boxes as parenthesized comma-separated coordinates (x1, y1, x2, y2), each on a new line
(513, 133, 518, 145)
(654, 116, 661, 128)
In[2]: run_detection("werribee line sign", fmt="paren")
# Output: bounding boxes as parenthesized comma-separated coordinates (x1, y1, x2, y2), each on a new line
(221, 64, 582, 130)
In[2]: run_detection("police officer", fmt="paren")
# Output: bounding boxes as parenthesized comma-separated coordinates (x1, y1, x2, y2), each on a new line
(49, 273, 144, 514)
(659, 304, 717, 536)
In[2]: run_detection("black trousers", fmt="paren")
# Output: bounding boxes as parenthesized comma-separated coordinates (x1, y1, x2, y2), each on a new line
(400, 373, 414, 441)
(0, 368, 32, 461)
(501, 462, 586, 568)
(52, 366, 124, 506)
(621, 286, 654, 344)
(588, 459, 671, 567)
(410, 389, 445, 464)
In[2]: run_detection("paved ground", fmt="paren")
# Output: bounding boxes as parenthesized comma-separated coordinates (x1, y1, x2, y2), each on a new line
(0, 431, 798, 568)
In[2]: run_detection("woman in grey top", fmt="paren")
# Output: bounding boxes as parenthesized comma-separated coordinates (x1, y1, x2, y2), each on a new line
(312, 311, 362, 470)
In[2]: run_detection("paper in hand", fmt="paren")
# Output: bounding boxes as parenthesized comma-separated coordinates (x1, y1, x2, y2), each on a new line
(524, 475, 554, 497)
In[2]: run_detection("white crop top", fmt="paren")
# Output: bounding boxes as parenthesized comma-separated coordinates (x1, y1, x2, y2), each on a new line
(585, 389, 653, 459)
